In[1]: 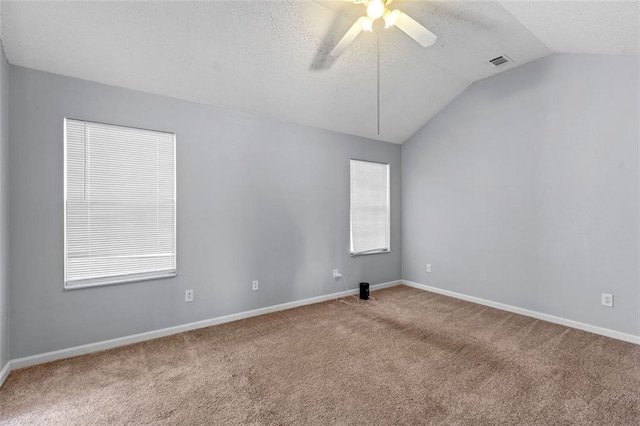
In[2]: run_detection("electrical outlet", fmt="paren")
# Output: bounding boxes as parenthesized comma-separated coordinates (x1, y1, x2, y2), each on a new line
(333, 269, 342, 279)
(601, 293, 613, 308)
(252, 280, 259, 291)
(426, 264, 432, 273)
(185, 289, 194, 303)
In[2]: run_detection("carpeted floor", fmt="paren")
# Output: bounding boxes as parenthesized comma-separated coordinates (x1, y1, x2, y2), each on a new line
(1, 285, 639, 425)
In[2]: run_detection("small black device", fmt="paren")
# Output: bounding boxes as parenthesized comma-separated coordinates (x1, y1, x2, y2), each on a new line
(359, 282, 370, 300)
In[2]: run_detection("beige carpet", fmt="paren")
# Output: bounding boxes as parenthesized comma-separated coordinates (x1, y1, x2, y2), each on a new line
(1, 285, 639, 425)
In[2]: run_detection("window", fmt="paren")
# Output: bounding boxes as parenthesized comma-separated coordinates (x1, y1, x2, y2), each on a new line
(64, 119, 176, 289)
(350, 159, 390, 256)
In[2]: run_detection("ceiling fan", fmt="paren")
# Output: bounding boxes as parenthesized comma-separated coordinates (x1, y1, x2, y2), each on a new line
(330, 0, 438, 57)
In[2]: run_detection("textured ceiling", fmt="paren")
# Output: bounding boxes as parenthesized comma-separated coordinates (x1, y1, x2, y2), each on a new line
(0, 1, 636, 144)
(499, 1, 639, 56)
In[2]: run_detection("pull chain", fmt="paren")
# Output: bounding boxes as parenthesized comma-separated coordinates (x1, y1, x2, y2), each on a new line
(376, 30, 380, 136)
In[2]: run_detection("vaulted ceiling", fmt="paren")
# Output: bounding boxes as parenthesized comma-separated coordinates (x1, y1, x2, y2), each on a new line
(1, 1, 638, 144)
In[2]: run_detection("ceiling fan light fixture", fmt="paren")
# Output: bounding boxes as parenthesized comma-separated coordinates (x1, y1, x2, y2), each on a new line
(383, 9, 401, 28)
(366, 0, 386, 20)
(357, 16, 374, 32)
(330, 0, 436, 59)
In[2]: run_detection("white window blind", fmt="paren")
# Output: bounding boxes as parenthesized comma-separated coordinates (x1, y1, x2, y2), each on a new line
(64, 119, 176, 289)
(350, 159, 390, 256)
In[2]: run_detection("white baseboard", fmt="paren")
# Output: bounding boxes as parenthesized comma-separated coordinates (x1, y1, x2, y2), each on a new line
(0, 360, 10, 388)
(9, 280, 402, 371)
(402, 280, 640, 345)
(5, 279, 636, 384)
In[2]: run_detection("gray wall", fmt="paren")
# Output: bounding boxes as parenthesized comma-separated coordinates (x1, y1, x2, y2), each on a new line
(8, 66, 402, 359)
(0, 44, 9, 368)
(403, 53, 639, 336)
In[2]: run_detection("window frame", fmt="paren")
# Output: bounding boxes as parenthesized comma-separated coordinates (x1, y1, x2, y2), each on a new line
(63, 118, 177, 290)
(349, 158, 391, 257)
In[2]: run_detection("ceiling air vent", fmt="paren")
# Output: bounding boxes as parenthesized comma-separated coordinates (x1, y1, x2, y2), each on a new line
(489, 55, 512, 66)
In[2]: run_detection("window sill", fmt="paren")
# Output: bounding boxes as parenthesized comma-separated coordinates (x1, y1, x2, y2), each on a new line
(350, 250, 390, 257)
(64, 271, 177, 290)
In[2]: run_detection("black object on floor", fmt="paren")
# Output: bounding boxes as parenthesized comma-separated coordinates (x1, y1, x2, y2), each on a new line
(359, 282, 370, 300)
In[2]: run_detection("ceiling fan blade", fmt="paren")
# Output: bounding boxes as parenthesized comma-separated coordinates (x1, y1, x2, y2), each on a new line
(330, 20, 364, 57)
(394, 11, 437, 47)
